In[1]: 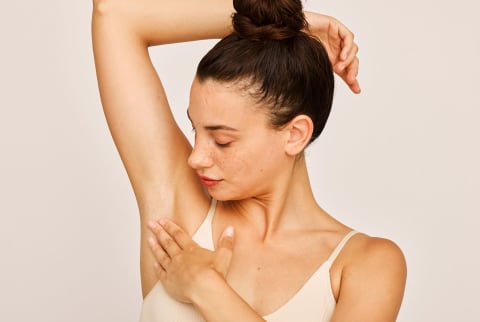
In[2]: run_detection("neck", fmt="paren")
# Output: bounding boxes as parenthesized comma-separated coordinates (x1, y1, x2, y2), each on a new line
(225, 154, 325, 240)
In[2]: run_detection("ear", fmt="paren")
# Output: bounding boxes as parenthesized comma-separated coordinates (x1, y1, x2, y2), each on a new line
(284, 115, 313, 156)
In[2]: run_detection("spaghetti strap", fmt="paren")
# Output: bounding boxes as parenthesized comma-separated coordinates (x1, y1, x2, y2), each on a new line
(191, 199, 217, 251)
(326, 230, 359, 264)
(206, 198, 217, 219)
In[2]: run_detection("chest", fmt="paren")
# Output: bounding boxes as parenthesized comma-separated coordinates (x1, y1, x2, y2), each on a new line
(224, 236, 336, 316)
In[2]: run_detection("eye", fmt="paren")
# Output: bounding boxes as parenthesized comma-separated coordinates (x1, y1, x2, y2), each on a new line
(215, 141, 231, 148)
(212, 133, 235, 148)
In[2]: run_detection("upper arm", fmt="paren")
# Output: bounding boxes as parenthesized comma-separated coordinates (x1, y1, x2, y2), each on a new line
(92, 2, 201, 204)
(91, 0, 233, 216)
(331, 238, 407, 322)
(92, 1, 212, 296)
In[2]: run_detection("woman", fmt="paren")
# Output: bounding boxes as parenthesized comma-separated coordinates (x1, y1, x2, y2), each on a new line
(92, 0, 406, 321)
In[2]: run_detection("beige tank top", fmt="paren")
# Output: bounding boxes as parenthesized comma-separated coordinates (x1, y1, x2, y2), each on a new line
(139, 200, 358, 322)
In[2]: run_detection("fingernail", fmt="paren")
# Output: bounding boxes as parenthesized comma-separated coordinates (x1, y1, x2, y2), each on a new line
(223, 226, 234, 237)
(158, 218, 167, 226)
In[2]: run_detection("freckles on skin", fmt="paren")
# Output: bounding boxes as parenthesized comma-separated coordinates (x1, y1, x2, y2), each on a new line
(188, 79, 289, 198)
(209, 130, 283, 200)
(227, 134, 284, 195)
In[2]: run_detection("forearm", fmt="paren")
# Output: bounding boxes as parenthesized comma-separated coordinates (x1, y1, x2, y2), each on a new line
(191, 272, 265, 322)
(93, 0, 234, 46)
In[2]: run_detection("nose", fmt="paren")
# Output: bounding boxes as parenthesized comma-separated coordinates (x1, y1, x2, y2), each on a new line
(187, 141, 214, 170)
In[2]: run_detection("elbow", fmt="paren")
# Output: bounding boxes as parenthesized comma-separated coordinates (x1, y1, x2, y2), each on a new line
(92, 0, 116, 39)
(92, 0, 130, 34)
(92, 0, 120, 18)
(92, 0, 138, 32)
(92, 0, 109, 16)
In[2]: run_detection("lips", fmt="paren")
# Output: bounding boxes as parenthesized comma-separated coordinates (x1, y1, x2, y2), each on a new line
(199, 175, 223, 188)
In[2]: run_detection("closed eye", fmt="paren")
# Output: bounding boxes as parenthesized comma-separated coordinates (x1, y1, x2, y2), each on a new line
(215, 141, 231, 148)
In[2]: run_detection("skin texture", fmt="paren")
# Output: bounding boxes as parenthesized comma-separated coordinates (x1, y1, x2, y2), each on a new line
(187, 80, 291, 202)
(91, 0, 404, 321)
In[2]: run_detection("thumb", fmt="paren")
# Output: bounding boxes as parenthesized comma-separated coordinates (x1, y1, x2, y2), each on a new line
(214, 226, 235, 277)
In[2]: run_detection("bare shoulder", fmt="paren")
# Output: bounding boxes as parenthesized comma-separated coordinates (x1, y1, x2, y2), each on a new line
(347, 233, 406, 270)
(331, 233, 407, 322)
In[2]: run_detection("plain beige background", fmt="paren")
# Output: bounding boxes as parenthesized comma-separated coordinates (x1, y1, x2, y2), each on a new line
(1, 0, 479, 321)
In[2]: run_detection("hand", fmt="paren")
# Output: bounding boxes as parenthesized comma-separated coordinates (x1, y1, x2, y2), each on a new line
(147, 219, 235, 303)
(305, 12, 361, 94)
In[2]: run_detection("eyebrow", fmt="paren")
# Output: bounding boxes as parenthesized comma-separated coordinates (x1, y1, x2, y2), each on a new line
(186, 109, 239, 132)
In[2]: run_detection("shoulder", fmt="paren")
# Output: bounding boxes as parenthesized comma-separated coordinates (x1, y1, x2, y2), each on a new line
(332, 232, 406, 269)
(339, 233, 407, 289)
(345, 233, 406, 277)
(331, 233, 407, 321)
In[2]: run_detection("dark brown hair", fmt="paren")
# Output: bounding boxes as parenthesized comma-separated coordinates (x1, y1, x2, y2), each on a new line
(197, 0, 334, 144)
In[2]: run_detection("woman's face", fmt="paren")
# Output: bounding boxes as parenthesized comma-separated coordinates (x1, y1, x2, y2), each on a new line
(187, 78, 290, 201)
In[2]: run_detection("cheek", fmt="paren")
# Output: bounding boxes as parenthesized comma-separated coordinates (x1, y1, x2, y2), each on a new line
(222, 142, 280, 181)
(217, 148, 249, 177)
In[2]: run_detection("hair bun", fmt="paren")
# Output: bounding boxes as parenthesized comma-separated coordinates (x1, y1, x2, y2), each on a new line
(232, 0, 306, 40)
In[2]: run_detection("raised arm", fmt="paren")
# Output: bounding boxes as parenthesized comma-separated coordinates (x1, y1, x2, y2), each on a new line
(91, 0, 361, 298)
(91, 0, 234, 296)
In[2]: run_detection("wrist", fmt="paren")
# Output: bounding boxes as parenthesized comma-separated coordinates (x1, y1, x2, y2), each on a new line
(190, 270, 266, 322)
(189, 269, 226, 307)
(304, 11, 329, 35)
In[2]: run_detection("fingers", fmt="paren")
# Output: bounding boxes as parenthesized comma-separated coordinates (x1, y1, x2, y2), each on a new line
(329, 18, 361, 94)
(153, 261, 167, 281)
(214, 226, 234, 277)
(337, 42, 358, 72)
(160, 219, 196, 250)
(147, 218, 198, 274)
(336, 20, 354, 62)
(325, 18, 341, 63)
(344, 57, 361, 94)
(148, 220, 182, 256)
(334, 30, 358, 73)
(148, 235, 171, 271)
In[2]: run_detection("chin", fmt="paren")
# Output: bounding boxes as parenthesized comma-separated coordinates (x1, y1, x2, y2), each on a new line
(208, 188, 248, 202)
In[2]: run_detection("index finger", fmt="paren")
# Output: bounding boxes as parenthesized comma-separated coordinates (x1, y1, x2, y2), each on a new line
(159, 219, 196, 250)
(341, 57, 361, 94)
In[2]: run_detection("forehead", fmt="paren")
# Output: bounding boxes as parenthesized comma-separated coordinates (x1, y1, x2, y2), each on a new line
(188, 78, 268, 128)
